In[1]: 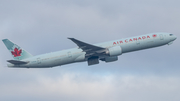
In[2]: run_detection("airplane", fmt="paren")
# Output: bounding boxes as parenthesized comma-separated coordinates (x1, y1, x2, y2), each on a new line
(2, 32, 177, 68)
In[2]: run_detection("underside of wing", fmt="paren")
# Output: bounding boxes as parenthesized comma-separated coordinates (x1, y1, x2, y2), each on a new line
(68, 38, 107, 57)
(7, 60, 29, 65)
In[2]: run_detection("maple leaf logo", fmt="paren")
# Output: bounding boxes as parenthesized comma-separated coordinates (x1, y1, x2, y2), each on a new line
(11, 48, 22, 57)
(152, 34, 157, 38)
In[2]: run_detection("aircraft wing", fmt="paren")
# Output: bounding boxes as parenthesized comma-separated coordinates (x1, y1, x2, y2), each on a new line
(68, 38, 106, 57)
(7, 60, 29, 65)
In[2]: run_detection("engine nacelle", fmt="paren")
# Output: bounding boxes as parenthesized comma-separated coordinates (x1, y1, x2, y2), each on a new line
(106, 46, 122, 56)
(104, 56, 118, 62)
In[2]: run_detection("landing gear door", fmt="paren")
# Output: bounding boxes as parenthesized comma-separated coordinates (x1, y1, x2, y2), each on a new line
(88, 57, 99, 66)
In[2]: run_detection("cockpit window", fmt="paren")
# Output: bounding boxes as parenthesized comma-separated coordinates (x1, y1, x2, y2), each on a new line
(170, 34, 173, 36)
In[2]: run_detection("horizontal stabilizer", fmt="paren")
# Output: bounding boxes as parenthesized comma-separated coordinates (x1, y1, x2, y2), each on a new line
(7, 60, 29, 65)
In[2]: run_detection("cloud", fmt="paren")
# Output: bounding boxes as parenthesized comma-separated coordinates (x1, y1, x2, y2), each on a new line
(0, 73, 180, 101)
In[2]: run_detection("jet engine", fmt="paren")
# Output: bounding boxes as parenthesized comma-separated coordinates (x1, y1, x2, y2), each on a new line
(106, 46, 122, 56)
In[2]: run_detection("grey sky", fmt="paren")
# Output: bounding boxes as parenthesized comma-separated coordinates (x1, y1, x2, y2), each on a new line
(0, 0, 180, 101)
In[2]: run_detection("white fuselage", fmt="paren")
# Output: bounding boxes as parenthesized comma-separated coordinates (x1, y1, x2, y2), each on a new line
(8, 32, 177, 68)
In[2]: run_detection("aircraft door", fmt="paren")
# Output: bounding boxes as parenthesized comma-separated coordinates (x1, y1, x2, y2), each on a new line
(160, 34, 164, 40)
(68, 52, 72, 58)
(37, 58, 41, 64)
(136, 40, 140, 45)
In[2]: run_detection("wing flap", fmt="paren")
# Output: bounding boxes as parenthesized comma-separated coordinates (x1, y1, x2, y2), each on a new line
(7, 60, 29, 65)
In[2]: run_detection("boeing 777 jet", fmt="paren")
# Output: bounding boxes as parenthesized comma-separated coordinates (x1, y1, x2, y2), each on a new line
(2, 32, 177, 68)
